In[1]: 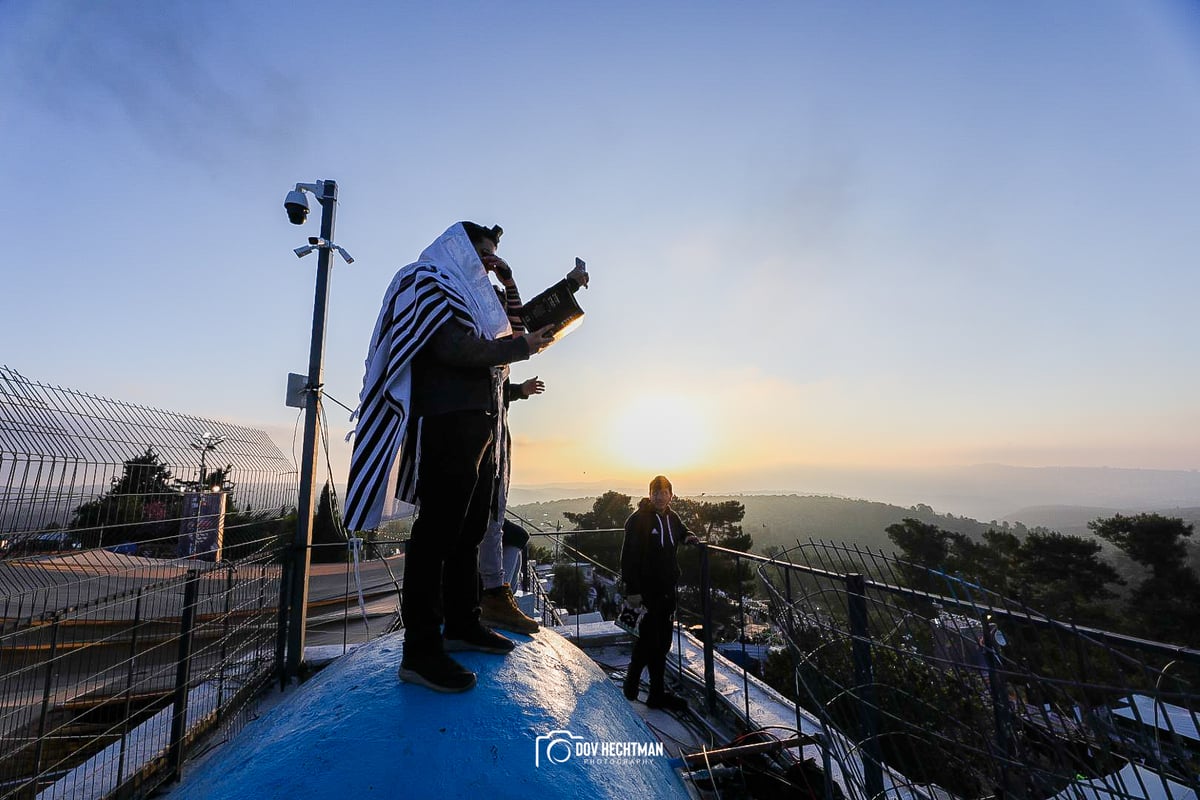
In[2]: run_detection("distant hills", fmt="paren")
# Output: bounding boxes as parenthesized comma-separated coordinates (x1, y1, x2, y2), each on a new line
(1003, 504, 1200, 537)
(509, 493, 1200, 559)
(512, 493, 1022, 557)
(509, 463, 1200, 523)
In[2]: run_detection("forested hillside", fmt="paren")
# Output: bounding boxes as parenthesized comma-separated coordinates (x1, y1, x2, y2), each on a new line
(510, 493, 1037, 555)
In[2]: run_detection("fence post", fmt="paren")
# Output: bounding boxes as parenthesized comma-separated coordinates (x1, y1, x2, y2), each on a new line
(255, 564, 269, 674)
(846, 573, 883, 799)
(699, 544, 716, 712)
(783, 568, 809, 740)
(736, 553, 751, 723)
(169, 570, 201, 782)
(983, 619, 1014, 798)
(217, 565, 236, 718)
(783, 568, 794, 636)
(117, 589, 144, 787)
(32, 612, 62, 785)
(276, 557, 293, 690)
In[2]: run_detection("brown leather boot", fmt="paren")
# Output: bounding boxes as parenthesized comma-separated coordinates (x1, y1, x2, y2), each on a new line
(479, 584, 539, 634)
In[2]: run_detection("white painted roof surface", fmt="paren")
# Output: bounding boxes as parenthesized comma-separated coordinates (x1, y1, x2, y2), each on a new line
(1114, 695, 1200, 743)
(1051, 762, 1198, 800)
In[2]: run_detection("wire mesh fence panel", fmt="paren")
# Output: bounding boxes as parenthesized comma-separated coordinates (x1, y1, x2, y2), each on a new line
(0, 366, 296, 553)
(0, 367, 294, 799)
(0, 555, 283, 799)
(754, 540, 1200, 800)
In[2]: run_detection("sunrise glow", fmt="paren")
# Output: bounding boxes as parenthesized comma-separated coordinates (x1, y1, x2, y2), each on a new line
(608, 393, 710, 473)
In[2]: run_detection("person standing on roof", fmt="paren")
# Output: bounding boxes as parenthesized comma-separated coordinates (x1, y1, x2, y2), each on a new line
(343, 221, 555, 693)
(477, 256, 587, 634)
(620, 475, 699, 711)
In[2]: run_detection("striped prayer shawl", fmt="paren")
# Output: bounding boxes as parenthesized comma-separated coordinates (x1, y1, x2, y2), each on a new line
(343, 224, 511, 531)
(342, 266, 465, 530)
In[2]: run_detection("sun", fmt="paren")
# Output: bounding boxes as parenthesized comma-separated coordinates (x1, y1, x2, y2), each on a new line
(608, 393, 709, 473)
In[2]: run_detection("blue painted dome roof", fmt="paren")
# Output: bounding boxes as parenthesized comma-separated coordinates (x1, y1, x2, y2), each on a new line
(171, 629, 691, 799)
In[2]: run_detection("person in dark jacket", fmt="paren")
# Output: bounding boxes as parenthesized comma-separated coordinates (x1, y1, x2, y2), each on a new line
(620, 475, 698, 710)
(398, 223, 555, 693)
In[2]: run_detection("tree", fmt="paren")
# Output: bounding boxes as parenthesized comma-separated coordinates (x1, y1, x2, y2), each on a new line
(563, 491, 633, 572)
(1089, 513, 1194, 579)
(311, 482, 348, 563)
(674, 499, 749, 545)
(1014, 530, 1122, 625)
(71, 448, 183, 549)
(975, 528, 1022, 594)
(886, 518, 955, 594)
(528, 542, 555, 565)
(886, 518, 1124, 625)
(1090, 513, 1200, 645)
(549, 562, 588, 614)
(563, 490, 634, 530)
(674, 497, 754, 637)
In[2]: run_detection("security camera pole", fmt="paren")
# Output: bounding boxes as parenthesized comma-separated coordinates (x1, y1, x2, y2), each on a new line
(283, 178, 343, 680)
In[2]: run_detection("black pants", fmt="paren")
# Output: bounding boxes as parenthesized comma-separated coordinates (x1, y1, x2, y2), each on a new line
(402, 411, 497, 655)
(628, 593, 676, 697)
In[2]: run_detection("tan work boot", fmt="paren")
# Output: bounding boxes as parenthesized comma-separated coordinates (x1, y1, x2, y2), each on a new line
(479, 584, 539, 634)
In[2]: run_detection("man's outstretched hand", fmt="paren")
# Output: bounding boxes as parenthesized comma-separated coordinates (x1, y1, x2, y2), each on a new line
(520, 376, 545, 398)
(567, 263, 589, 289)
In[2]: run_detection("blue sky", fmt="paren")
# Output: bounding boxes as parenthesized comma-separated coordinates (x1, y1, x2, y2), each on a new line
(2, 1, 1198, 497)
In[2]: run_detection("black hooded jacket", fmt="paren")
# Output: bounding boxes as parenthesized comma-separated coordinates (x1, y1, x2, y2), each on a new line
(620, 500, 690, 599)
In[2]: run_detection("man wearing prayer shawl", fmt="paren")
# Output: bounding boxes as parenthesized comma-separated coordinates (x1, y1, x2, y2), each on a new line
(344, 222, 554, 692)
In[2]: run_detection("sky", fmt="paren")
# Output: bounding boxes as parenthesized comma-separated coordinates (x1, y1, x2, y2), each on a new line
(2, 1, 1199, 508)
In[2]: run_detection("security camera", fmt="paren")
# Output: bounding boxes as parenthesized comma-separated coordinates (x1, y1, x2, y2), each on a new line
(284, 189, 310, 225)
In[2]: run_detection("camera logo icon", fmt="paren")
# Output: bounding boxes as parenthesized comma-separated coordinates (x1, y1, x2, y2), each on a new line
(534, 729, 585, 767)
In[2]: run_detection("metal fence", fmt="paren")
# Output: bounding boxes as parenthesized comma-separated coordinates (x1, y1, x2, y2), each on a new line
(0, 365, 295, 547)
(425, 509, 1200, 799)
(0, 367, 297, 799)
(691, 540, 1200, 800)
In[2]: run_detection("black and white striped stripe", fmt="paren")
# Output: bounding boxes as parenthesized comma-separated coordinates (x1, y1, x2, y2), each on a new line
(343, 264, 476, 531)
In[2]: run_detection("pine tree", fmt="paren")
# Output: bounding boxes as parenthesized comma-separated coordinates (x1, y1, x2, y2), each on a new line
(71, 447, 183, 548)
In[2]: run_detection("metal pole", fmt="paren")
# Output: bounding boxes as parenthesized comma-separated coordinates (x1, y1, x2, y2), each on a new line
(32, 613, 61, 785)
(217, 566, 235, 717)
(846, 573, 884, 799)
(117, 589, 144, 787)
(277, 552, 293, 690)
(984, 621, 1014, 799)
(286, 179, 338, 680)
(737, 553, 750, 724)
(169, 570, 201, 781)
(699, 544, 716, 712)
(255, 564, 269, 675)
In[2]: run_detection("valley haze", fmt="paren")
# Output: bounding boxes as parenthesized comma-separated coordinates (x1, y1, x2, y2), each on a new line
(506, 463, 1200, 523)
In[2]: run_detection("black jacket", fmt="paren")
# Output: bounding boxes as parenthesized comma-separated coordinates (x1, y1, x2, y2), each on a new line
(410, 321, 530, 418)
(621, 502, 689, 599)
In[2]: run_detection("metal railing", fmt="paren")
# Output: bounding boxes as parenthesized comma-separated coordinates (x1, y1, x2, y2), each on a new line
(1, 555, 282, 799)
(449, 511, 1200, 799)
(12, 369, 1195, 800)
(689, 539, 1200, 800)
(0, 368, 297, 798)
